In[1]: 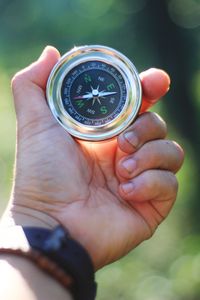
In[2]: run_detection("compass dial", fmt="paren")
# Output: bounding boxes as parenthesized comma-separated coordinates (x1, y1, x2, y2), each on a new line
(61, 61, 127, 127)
(46, 45, 142, 141)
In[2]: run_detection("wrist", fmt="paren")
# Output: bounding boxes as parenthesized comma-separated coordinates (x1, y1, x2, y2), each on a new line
(2, 201, 102, 270)
(0, 225, 97, 300)
(1, 203, 99, 269)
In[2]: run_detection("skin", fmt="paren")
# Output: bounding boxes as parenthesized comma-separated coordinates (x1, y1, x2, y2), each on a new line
(0, 255, 72, 300)
(1, 46, 184, 271)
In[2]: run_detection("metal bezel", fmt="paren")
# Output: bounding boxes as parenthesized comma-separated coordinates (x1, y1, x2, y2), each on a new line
(46, 45, 142, 141)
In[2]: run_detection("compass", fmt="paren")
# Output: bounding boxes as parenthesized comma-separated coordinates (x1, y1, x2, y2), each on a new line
(46, 45, 142, 141)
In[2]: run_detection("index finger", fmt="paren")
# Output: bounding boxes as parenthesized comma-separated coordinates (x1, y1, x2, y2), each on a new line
(139, 68, 171, 113)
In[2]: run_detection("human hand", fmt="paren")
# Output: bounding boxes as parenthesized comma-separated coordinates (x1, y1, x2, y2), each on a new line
(4, 46, 184, 270)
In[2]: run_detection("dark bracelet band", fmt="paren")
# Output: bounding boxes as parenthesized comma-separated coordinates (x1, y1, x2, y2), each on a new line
(0, 226, 97, 300)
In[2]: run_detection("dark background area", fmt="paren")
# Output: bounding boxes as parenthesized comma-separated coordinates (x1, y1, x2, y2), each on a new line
(0, 0, 199, 299)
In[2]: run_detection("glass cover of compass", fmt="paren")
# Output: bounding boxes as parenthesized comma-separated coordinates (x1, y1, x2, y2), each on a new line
(46, 45, 142, 141)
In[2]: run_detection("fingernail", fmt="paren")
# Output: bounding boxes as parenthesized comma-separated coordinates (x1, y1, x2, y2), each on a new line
(122, 159, 136, 174)
(124, 131, 139, 149)
(121, 182, 134, 194)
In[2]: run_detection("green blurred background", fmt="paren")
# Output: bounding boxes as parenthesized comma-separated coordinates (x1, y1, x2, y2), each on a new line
(0, 0, 199, 299)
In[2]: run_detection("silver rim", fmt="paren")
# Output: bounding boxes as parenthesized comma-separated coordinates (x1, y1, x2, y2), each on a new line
(46, 45, 142, 141)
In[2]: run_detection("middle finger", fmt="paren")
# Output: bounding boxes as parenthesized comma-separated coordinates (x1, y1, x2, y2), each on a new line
(117, 139, 184, 179)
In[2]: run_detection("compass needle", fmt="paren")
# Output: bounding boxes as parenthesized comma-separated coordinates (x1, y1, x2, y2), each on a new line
(74, 92, 93, 100)
(99, 91, 117, 97)
(47, 45, 142, 140)
(97, 98, 101, 105)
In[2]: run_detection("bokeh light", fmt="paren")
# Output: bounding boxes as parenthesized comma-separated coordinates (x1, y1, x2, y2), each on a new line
(70, 0, 115, 18)
(168, 0, 200, 29)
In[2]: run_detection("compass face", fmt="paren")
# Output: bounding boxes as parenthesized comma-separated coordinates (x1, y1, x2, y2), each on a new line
(61, 61, 127, 127)
(47, 45, 142, 141)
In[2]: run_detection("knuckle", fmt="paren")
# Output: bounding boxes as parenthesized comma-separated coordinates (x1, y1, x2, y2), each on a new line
(168, 172, 179, 195)
(165, 140, 184, 172)
(138, 112, 167, 137)
(173, 141, 185, 166)
(11, 71, 27, 92)
(149, 112, 167, 135)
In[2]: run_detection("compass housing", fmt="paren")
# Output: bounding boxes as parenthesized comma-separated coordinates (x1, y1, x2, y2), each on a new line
(46, 45, 142, 141)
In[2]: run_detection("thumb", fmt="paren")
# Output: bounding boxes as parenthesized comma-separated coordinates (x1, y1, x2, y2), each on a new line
(12, 46, 60, 126)
(139, 68, 171, 113)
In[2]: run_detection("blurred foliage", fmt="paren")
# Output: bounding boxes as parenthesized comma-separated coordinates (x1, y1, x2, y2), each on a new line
(0, 0, 200, 299)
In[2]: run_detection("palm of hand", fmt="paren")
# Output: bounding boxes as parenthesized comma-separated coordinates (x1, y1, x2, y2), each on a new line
(16, 114, 161, 269)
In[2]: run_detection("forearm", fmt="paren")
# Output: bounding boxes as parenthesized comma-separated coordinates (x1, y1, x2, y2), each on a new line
(0, 254, 73, 300)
